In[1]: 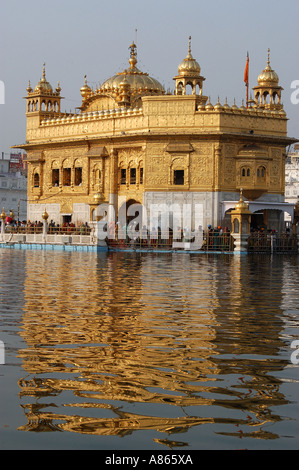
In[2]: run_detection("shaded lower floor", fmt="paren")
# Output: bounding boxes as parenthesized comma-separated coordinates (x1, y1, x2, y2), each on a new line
(26, 191, 295, 237)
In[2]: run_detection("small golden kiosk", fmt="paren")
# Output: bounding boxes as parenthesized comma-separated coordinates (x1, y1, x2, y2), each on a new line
(231, 189, 252, 252)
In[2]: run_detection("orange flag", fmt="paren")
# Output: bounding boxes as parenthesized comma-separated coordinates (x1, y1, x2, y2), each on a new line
(244, 53, 249, 86)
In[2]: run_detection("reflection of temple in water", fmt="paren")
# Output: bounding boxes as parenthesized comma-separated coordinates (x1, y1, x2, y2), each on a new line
(17, 251, 290, 442)
(281, 256, 299, 311)
(18, 251, 219, 437)
(210, 255, 290, 439)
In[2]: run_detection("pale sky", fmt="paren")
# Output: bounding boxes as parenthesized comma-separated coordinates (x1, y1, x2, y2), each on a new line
(0, 0, 298, 155)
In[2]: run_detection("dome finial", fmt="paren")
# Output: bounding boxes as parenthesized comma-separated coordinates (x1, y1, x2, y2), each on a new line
(267, 48, 270, 66)
(34, 62, 53, 93)
(27, 80, 32, 93)
(80, 74, 91, 98)
(129, 41, 137, 69)
(188, 35, 192, 55)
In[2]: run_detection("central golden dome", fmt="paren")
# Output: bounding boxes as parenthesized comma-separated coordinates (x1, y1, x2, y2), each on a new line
(99, 42, 165, 96)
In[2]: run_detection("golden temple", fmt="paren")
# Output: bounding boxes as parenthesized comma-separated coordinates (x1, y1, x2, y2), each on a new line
(15, 39, 297, 231)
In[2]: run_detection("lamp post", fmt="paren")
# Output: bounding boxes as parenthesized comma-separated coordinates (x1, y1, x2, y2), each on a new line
(230, 189, 252, 252)
(1, 207, 6, 242)
(92, 192, 106, 243)
(42, 208, 49, 243)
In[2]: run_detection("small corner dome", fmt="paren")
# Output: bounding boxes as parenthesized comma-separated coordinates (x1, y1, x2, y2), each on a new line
(34, 64, 53, 93)
(178, 36, 201, 76)
(80, 75, 92, 98)
(257, 49, 279, 85)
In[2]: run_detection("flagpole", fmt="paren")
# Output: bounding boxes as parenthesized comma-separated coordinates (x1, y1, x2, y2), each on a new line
(247, 53, 249, 107)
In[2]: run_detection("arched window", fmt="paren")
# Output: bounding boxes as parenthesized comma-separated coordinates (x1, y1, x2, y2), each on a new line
(185, 82, 193, 95)
(257, 166, 266, 179)
(130, 168, 136, 184)
(174, 169, 184, 185)
(241, 167, 250, 178)
(63, 168, 71, 186)
(233, 218, 239, 233)
(177, 83, 183, 95)
(34, 173, 40, 188)
(75, 167, 82, 186)
(52, 169, 59, 186)
(120, 168, 126, 185)
(255, 91, 260, 104)
(263, 92, 270, 105)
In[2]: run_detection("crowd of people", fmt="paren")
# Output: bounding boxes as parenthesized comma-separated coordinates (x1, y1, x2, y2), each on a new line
(48, 220, 91, 235)
(2, 216, 296, 251)
(3, 219, 91, 235)
(106, 223, 233, 251)
(248, 227, 296, 251)
(204, 225, 232, 250)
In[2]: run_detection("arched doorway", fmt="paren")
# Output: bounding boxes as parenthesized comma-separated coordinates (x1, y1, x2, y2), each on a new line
(250, 210, 266, 231)
(117, 199, 143, 241)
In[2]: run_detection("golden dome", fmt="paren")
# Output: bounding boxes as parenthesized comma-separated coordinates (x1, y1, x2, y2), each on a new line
(234, 189, 251, 213)
(42, 209, 49, 220)
(93, 192, 104, 205)
(100, 42, 165, 96)
(214, 97, 223, 111)
(80, 75, 92, 98)
(257, 49, 279, 85)
(27, 81, 33, 94)
(56, 81, 61, 94)
(178, 36, 201, 76)
(34, 64, 53, 93)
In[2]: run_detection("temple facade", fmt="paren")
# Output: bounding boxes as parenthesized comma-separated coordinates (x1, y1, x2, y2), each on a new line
(15, 39, 297, 232)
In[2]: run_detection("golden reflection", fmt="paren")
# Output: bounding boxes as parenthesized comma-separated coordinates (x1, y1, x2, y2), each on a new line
(17, 251, 290, 442)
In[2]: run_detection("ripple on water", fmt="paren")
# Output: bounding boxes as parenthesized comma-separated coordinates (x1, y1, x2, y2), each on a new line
(0, 249, 299, 448)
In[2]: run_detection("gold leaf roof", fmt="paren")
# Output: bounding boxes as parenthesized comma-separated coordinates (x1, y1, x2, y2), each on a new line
(99, 42, 165, 95)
